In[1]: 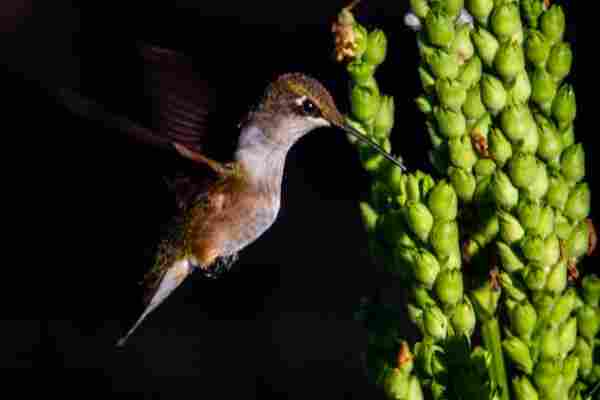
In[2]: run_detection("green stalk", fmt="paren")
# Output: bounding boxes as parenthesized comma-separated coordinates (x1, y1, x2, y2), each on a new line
(481, 317, 509, 400)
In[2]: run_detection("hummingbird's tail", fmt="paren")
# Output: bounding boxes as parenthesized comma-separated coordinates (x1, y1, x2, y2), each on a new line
(116, 258, 192, 347)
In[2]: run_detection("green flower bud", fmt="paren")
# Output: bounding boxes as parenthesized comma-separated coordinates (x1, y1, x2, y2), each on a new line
(540, 234, 560, 268)
(347, 59, 376, 85)
(384, 367, 410, 400)
(564, 183, 591, 222)
(547, 42, 572, 81)
(471, 27, 499, 68)
(491, 170, 519, 209)
(418, 171, 436, 199)
(449, 136, 477, 170)
(582, 275, 600, 306)
(534, 360, 563, 399)
(503, 336, 533, 374)
(436, 79, 467, 111)
(443, 0, 465, 19)
(426, 10, 455, 47)
(494, 40, 525, 82)
(577, 305, 600, 341)
(533, 292, 556, 323)
(525, 30, 550, 66)
(373, 95, 395, 139)
(435, 269, 464, 307)
(359, 202, 378, 234)
(452, 299, 476, 337)
(491, 2, 522, 41)
(501, 104, 532, 143)
(535, 113, 563, 161)
(430, 220, 459, 258)
(407, 375, 424, 400)
(524, 161, 548, 201)
(516, 199, 541, 231)
(449, 167, 477, 202)
(507, 69, 532, 104)
(364, 29, 387, 66)
(434, 107, 466, 138)
(451, 24, 474, 63)
(481, 74, 507, 114)
(548, 288, 577, 327)
(414, 286, 437, 309)
(521, 0, 545, 29)
(514, 118, 540, 155)
(555, 212, 574, 240)
(471, 281, 501, 319)
(562, 354, 579, 390)
(508, 152, 537, 188)
(512, 375, 539, 400)
(415, 96, 433, 115)
(473, 174, 493, 204)
(462, 84, 485, 121)
(561, 143, 585, 183)
(459, 55, 482, 89)
(552, 84, 576, 130)
(466, 0, 494, 25)
(489, 128, 513, 167)
(418, 65, 436, 94)
(413, 249, 441, 288)
(559, 317, 578, 357)
(546, 176, 570, 211)
(424, 306, 448, 341)
(510, 301, 537, 341)
(525, 265, 547, 291)
(540, 326, 561, 360)
(498, 210, 525, 244)
(405, 201, 434, 242)
(474, 158, 496, 178)
(410, 0, 430, 19)
(427, 181, 458, 222)
(521, 234, 545, 264)
(351, 83, 380, 122)
(359, 140, 387, 172)
(500, 272, 527, 302)
(406, 173, 421, 203)
(566, 220, 589, 261)
(531, 67, 557, 107)
(441, 248, 462, 270)
(540, 5, 566, 44)
(497, 242, 525, 273)
(546, 259, 568, 294)
(574, 337, 593, 378)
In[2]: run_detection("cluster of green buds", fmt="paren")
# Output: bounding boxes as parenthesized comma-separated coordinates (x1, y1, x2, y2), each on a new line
(406, 0, 598, 398)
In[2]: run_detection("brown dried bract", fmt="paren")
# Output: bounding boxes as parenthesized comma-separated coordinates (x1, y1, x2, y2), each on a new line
(471, 131, 489, 158)
(586, 218, 597, 256)
(544, 0, 551, 9)
(397, 341, 413, 367)
(332, 0, 361, 63)
(568, 260, 579, 282)
(489, 268, 500, 291)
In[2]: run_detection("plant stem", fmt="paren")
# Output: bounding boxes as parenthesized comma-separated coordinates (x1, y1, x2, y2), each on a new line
(481, 317, 509, 400)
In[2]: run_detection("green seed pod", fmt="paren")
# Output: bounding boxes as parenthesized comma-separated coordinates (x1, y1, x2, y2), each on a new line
(474, 158, 496, 178)
(577, 305, 600, 342)
(547, 42, 572, 81)
(531, 67, 558, 106)
(426, 49, 460, 79)
(435, 269, 464, 307)
(405, 201, 434, 242)
(481, 74, 507, 114)
(524, 161, 548, 201)
(535, 113, 563, 161)
(546, 176, 570, 211)
(494, 40, 525, 82)
(546, 259, 568, 295)
(582, 275, 600, 306)
(497, 242, 526, 273)
(510, 301, 537, 341)
(512, 375, 539, 400)
(463, 84, 487, 120)
(525, 30, 551, 66)
(562, 354, 579, 390)
(472, 27, 499, 68)
(503, 336, 533, 374)
(373, 95, 395, 139)
(491, 170, 519, 209)
(346, 60, 376, 85)
(552, 84, 576, 130)
(508, 152, 537, 188)
(427, 181, 458, 222)
(540, 327, 561, 360)
(451, 24, 474, 63)
(540, 5, 566, 44)
(451, 298, 476, 337)
(521, 234, 545, 264)
(449, 136, 477, 170)
(564, 183, 591, 222)
(466, 0, 494, 25)
(410, 0, 430, 19)
(574, 337, 593, 378)
(548, 288, 578, 327)
(436, 79, 467, 111)
(524, 265, 547, 291)
(491, 2, 522, 41)
(434, 107, 466, 138)
(425, 10, 455, 48)
(423, 306, 448, 341)
(507, 69, 532, 104)
(501, 104, 532, 143)
(561, 143, 585, 183)
(489, 128, 513, 167)
(540, 234, 560, 268)
(384, 367, 410, 400)
(470, 281, 501, 319)
(413, 249, 441, 288)
(364, 29, 388, 66)
(498, 210, 525, 244)
(566, 220, 589, 261)
(458, 55, 482, 89)
(418, 66, 436, 94)
(350, 83, 380, 122)
(430, 220, 459, 258)
(449, 167, 477, 202)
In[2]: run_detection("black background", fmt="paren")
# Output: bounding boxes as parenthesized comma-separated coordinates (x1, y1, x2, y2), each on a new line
(0, 1, 587, 398)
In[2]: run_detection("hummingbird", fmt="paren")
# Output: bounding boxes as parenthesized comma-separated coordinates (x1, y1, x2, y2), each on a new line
(58, 44, 405, 346)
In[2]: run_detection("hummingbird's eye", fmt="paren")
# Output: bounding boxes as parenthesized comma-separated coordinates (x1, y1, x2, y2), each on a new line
(300, 98, 321, 118)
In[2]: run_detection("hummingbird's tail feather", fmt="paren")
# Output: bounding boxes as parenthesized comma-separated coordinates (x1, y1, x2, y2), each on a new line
(116, 258, 192, 347)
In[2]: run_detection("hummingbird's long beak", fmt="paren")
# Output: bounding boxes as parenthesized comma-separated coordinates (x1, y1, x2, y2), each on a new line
(341, 123, 406, 171)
